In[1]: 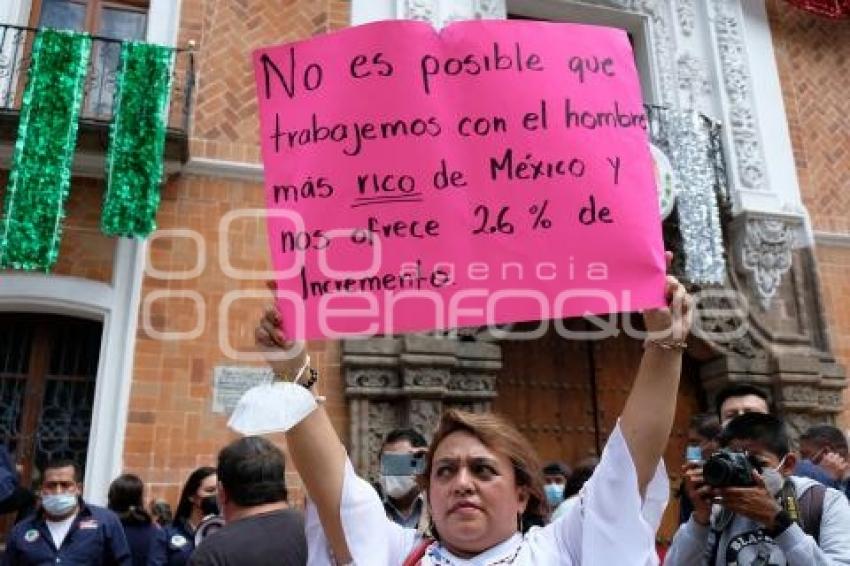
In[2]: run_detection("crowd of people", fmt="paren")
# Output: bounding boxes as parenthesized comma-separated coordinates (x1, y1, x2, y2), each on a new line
(0, 267, 849, 565)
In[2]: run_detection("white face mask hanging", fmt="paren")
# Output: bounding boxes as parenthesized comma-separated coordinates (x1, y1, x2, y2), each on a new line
(228, 355, 319, 435)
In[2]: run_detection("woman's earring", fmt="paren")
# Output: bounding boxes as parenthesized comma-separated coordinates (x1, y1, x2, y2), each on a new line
(517, 513, 524, 533)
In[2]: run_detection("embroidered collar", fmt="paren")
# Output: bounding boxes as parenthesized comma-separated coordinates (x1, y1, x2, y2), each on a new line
(424, 533, 524, 565)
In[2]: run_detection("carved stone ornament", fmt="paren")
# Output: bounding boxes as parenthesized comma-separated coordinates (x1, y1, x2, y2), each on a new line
(678, 52, 712, 95)
(398, 0, 437, 23)
(343, 335, 501, 477)
(677, 0, 697, 36)
(473, 0, 506, 19)
(711, 0, 767, 190)
(741, 218, 794, 310)
(599, 0, 678, 108)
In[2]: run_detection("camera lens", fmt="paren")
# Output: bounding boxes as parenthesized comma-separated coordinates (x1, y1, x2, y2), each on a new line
(703, 457, 732, 487)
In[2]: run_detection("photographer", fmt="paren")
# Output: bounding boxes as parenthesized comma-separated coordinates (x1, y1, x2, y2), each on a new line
(378, 429, 428, 530)
(666, 412, 850, 565)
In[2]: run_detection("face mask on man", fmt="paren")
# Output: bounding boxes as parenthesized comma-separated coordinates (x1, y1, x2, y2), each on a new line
(761, 455, 788, 496)
(381, 475, 418, 499)
(544, 483, 565, 506)
(42, 493, 78, 517)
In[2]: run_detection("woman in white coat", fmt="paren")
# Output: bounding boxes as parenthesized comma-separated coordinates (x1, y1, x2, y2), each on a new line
(252, 260, 691, 565)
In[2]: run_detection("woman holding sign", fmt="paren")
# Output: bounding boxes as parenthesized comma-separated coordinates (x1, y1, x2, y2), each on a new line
(246, 258, 691, 565)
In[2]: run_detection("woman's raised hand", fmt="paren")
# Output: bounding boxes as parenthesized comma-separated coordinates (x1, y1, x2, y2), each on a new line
(254, 282, 308, 380)
(642, 251, 693, 347)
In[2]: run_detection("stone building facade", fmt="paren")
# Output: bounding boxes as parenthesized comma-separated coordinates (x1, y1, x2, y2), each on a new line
(0, 0, 847, 542)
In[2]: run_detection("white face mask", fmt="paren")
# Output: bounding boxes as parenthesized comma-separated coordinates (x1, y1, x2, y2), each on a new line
(42, 493, 78, 517)
(228, 382, 318, 435)
(381, 475, 418, 499)
(762, 455, 788, 496)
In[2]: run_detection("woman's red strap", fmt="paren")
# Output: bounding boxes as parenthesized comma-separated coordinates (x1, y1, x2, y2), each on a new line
(402, 538, 433, 566)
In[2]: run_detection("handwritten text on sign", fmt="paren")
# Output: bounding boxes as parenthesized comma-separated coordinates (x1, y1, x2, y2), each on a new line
(254, 20, 666, 339)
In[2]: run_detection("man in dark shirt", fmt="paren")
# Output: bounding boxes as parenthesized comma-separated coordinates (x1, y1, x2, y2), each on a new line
(3, 459, 131, 565)
(188, 437, 307, 566)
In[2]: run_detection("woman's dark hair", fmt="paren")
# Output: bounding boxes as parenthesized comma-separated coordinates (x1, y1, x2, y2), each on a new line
(421, 409, 548, 537)
(174, 466, 216, 524)
(107, 474, 152, 526)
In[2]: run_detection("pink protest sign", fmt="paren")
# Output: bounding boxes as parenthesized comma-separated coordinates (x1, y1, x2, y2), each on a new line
(253, 20, 666, 340)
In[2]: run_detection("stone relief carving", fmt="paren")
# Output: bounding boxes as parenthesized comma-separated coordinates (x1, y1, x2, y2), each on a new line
(678, 52, 711, 96)
(711, 0, 767, 190)
(677, 0, 696, 36)
(599, 0, 678, 108)
(409, 399, 443, 436)
(695, 291, 768, 360)
(782, 385, 820, 405)
(344, 336, 501, 476)
(448, 373, 496, 392)
(741, 218, 794, 310)
(785, 412, 831, 441)
(473, 0, 506, 19)
(346, 369, 400, 390)
(399, 0, 437, 23)
(818, 390, 844, 411)
(404, 367, 449, 388)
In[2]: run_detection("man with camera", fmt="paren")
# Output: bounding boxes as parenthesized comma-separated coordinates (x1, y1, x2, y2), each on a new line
(666, 412, 850, 565)
(378, 428, 429, 530)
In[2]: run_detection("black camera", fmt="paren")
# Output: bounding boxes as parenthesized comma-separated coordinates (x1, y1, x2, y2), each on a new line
(702, 449, 758, 487)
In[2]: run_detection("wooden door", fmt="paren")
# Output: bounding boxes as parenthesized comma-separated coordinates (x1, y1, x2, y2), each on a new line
(494, 320, 600, 466)
(495, 317, 706, 543)
(0, 313, 102, 538)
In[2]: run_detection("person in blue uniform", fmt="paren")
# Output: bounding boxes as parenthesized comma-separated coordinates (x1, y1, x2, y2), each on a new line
(2, 458, 131, 565)
(149, 467, 217, 566)
(108, 474, 159, 566)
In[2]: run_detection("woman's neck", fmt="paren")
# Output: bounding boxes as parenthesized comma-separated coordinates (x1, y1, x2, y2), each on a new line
(188, 509, 203, 530)
(441, 531, 520, 560)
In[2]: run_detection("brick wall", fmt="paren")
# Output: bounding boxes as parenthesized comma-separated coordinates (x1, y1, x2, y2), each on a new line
(767, 0, 850, 427)
(123, 0, 352, 507)
(126, 172, 348, 506)
(0, 173, 115, 282)
(180, 0, 351, 163)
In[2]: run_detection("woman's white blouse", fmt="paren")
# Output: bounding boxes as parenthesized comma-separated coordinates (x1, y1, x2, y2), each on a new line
(306, 420, 668, 565)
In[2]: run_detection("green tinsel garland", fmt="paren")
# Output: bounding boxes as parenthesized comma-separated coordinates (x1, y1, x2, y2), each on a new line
(102, 42, 174, 237)
(0, 29, 91, 271)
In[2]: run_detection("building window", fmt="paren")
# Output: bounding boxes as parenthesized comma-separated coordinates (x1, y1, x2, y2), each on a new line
(507, 1, 655, 105)
(31, 0, 150, 117)
(33, 0, 148, 37)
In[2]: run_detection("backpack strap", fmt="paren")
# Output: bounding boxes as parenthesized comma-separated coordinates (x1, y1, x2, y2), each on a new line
(797, 483, 826, 544)
(403, 538, 433, 566)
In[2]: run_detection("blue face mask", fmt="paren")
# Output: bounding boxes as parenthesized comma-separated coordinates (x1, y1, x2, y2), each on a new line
(544, 483, 565, 506)
(42, 493, 78, 517)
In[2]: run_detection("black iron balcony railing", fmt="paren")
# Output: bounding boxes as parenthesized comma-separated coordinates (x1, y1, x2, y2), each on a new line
(0, 22, 194, 162)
